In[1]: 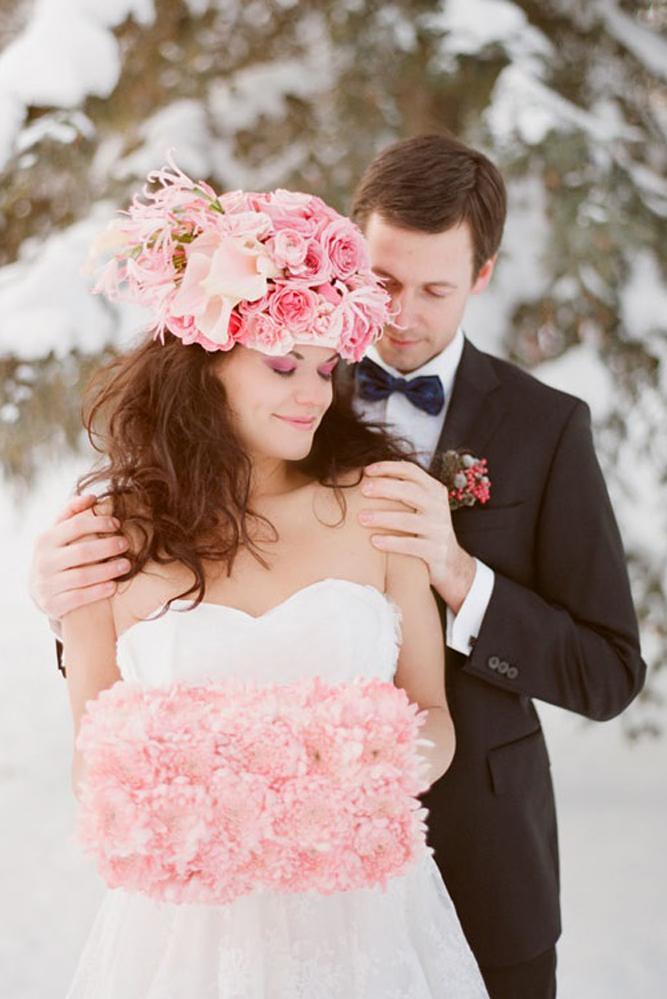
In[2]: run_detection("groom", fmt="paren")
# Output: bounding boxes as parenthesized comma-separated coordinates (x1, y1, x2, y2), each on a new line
(30, 133, 645, 998)
(341, 133, 646, 998)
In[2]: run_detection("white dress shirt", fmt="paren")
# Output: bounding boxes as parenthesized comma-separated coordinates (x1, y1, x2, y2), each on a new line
(354, 329, 494, 656)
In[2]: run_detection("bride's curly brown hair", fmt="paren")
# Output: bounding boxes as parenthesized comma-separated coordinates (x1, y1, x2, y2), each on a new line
(78, 335, 415, 605)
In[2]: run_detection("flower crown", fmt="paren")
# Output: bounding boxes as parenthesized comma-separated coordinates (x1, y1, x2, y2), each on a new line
(90, 155, 391, 362)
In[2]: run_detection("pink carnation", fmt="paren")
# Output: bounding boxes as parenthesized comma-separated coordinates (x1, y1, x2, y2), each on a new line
(241, 312, 293, 355)
(76, 677, 429, 905)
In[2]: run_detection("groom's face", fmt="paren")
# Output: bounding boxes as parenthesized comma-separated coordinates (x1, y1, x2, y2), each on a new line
(364, 213, 495, 373)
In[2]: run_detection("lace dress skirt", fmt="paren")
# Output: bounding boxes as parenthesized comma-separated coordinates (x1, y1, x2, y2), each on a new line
(66, 853, 488, 998)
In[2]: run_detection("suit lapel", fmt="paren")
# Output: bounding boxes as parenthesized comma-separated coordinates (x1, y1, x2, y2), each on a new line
(432, 338, 506, 460)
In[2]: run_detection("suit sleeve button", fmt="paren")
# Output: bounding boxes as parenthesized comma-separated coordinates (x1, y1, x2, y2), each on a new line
(507, 666, 519, 680)
(488, 656, 500, 670)
(498, 660, 509, 675)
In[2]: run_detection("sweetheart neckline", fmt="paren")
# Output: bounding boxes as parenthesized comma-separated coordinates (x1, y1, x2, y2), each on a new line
(117, 577, 400, 646)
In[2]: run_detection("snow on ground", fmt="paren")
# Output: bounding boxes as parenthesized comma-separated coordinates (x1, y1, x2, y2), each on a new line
(1, 456, 665, 997)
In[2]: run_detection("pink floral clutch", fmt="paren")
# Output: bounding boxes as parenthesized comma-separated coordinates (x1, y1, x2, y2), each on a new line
(76, 677, 431, 905)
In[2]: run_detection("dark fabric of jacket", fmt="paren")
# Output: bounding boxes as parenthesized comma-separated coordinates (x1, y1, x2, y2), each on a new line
(340, 338, 646, 967)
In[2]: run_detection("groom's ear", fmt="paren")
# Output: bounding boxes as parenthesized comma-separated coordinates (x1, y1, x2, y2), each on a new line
(470, 255, 497, 296)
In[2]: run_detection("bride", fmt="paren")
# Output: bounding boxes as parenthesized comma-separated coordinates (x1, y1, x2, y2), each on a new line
(62, 167, 488, 997)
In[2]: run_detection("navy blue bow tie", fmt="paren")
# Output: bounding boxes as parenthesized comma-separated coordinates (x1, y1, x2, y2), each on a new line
(356, 357, 445, 416)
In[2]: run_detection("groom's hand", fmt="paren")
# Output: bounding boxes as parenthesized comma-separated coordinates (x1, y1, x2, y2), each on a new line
(359, 460, 476, 613)
(30, 494, 130, 621)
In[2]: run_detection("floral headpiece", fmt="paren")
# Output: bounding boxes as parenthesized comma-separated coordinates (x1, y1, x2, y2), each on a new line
(90, 155, 391, 362)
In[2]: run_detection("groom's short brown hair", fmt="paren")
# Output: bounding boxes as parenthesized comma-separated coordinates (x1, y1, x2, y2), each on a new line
(351, 132, 507, 278)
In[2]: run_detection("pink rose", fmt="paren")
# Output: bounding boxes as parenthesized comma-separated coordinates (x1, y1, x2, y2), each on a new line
(237, 291, 272, 318)
(270, 229, 308, 269)
(242, 312, 293, 355)
(314, 282, 342, 307)
(268, 283, 319, 334)
(221, 209, 273, 241)
(271, 189, 314, 211)
(319, 219, 370, 280)
(259, 192, 320, 237)
(240, 191, 271, 211)
(291, 239, 333, 285)
(269, 211, 318, 238)
(307, 194, 344, 225)
(166, 314, 227, 353)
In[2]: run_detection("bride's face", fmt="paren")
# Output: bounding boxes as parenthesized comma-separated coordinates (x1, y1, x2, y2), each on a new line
(215, 344, 340, 462)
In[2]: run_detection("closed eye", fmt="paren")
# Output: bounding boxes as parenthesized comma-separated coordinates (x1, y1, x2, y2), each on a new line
(270, 368, 336, 381)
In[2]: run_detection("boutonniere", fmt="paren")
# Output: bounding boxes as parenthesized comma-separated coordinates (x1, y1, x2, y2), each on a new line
(432, 450, 491, 510)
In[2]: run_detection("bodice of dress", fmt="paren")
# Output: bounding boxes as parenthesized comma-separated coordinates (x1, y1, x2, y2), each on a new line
(116, 578, 402, 687)
(70, 579, 491, 999)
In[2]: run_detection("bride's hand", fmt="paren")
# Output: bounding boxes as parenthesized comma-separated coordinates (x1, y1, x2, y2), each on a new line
(29, 494, 130, 622)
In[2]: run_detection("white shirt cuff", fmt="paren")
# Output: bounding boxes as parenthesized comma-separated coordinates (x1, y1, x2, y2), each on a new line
(446, 559, 495, 656)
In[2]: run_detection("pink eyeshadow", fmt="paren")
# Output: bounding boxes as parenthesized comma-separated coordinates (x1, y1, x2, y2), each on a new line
(266, 360, 296, 373)
(319, 361, 339, 375)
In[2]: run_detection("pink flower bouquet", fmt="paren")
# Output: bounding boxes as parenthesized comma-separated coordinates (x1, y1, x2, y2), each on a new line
(76, 677, 431, 905)
(89, 155, 392, 361)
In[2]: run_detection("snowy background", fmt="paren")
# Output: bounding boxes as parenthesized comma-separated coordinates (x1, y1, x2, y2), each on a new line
(1, 0, 666, 995)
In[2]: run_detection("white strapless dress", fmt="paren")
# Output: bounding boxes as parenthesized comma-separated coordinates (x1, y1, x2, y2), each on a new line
(66, 578, 488, 998)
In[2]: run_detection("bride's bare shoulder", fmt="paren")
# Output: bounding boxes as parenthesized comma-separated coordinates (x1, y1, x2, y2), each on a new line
(110, 559, 193, 637)
(312, 467, 411, 533)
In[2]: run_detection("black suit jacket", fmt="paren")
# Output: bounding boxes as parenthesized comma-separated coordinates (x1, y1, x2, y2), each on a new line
(344, 338, 646, 968)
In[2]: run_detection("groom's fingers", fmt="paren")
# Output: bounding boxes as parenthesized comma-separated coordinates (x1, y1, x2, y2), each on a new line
(51, 535, 130, 575)
(52, 507, 122, 549)
(364, 460, 444, 494)
(54, 493, 97, 524)
(55, 558, 130, 594)
(47, 580, 120, 620)
(369, 533, 429, 559)
(364, 460, 423, 480)
(359, 509, 420, 534)
(361, 476, 426, 510)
